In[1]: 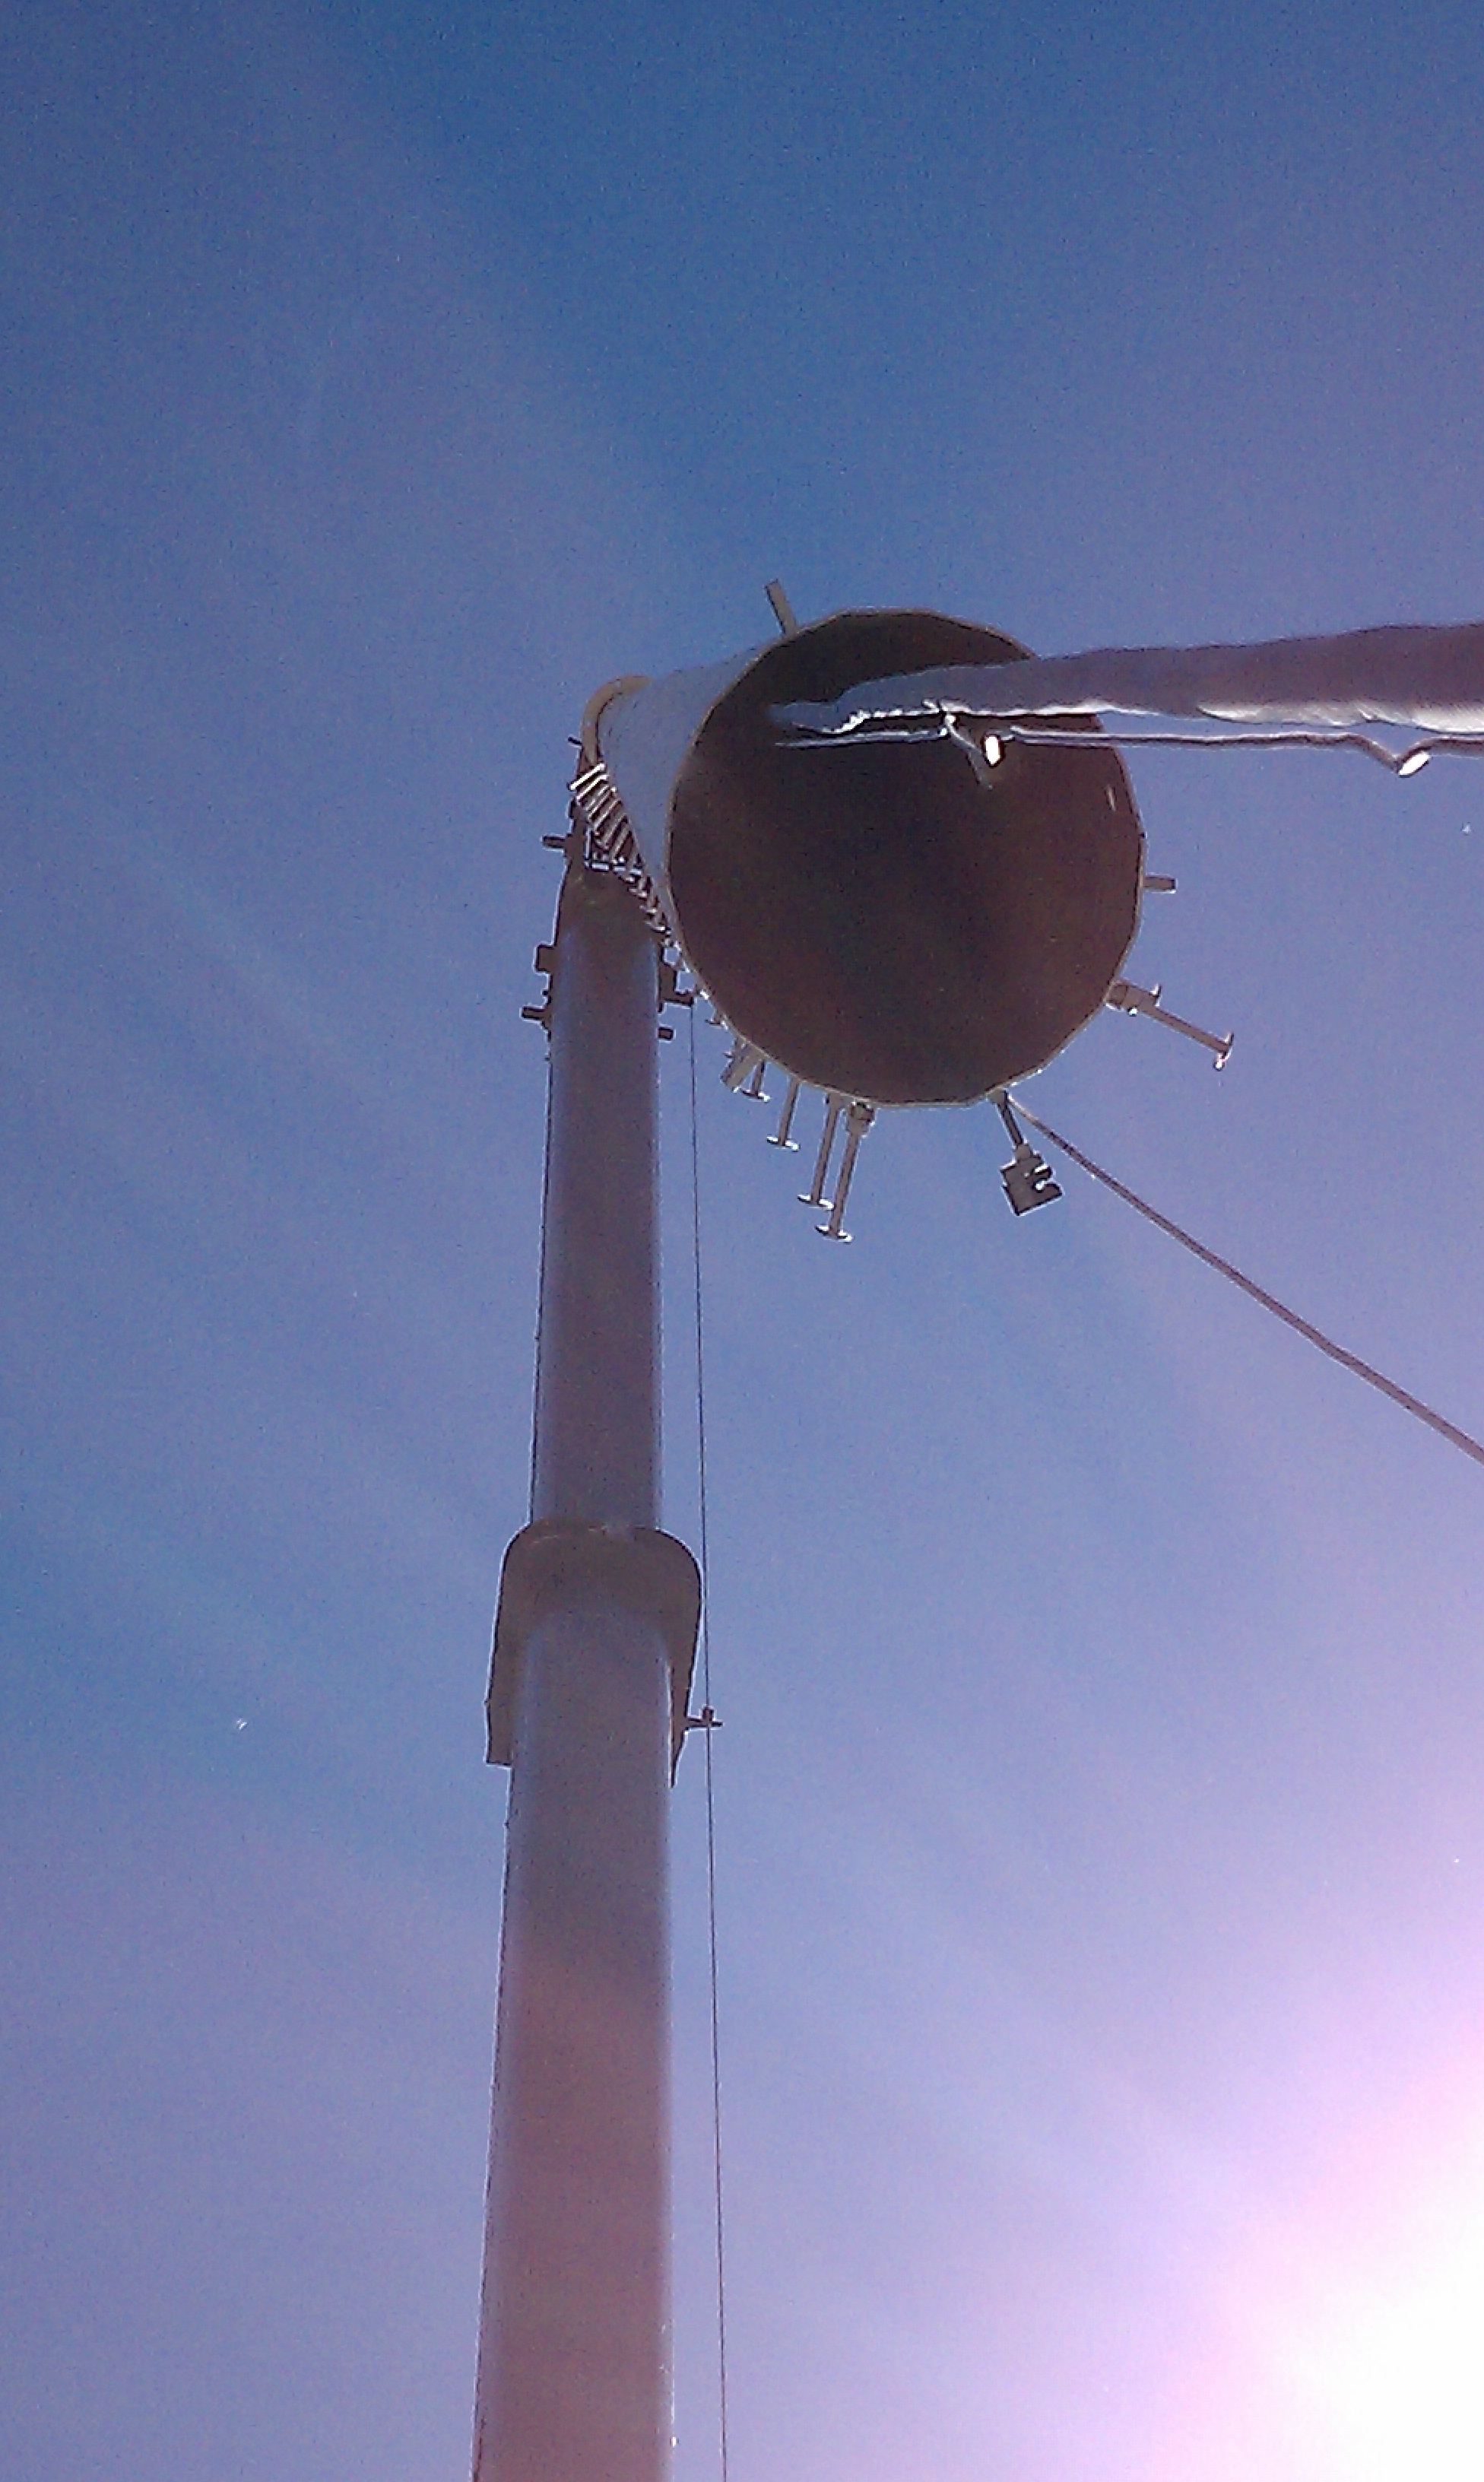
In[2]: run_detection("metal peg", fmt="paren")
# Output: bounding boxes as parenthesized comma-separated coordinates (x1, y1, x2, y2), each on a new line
(800, 1095, 845, 1208)
(767, 1077, 802, 1150)
(816, 1101, 875, 1242)
(765, 580, 798, 636)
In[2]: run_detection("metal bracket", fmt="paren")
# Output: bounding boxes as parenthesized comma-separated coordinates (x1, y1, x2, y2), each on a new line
(1106, 978, 1233, 1069)
(522, 938, 554, 1030)
(658, 956, 694, 1011)
(487, 1519, 702, 1779)
(992, 1090, 1062, 1215)
(722, 1036, 769, 1098)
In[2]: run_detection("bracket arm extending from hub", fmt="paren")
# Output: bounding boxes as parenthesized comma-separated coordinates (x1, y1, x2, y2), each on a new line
(1106, 979, 1234, 1069)
(722, 1036, 769, 1097)
(992, 1089, 1063, 1214)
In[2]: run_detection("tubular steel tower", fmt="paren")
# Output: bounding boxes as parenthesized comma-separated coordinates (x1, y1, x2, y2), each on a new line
(472, 607, 1143, 2482)
(471, 601, 1484, 2482)
(473, 857, 698, 2482)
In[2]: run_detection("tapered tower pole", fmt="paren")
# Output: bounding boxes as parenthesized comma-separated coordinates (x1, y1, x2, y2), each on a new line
(474, 859, 698, 2482)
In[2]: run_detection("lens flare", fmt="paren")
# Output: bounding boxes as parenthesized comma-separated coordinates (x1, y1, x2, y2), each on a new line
(1187, 2099, 1484, 2482)
(1277, 2203, 1484, 2481)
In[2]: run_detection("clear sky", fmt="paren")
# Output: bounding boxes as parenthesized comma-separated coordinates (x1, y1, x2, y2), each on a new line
(5, 3, 1484, 2477)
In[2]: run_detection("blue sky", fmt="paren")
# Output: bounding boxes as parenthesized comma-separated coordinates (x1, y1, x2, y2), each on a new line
(5, 3, 1484, 2477)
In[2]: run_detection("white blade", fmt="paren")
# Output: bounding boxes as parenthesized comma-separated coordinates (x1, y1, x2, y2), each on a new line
(772, 619, 1484, 736)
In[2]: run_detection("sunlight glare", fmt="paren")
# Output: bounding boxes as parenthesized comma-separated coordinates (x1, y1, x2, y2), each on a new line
(1273, 2150, 1484, 2482)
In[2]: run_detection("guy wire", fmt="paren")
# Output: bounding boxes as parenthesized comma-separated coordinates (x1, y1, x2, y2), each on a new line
(1014, 1101, 1484, 1471)
(687, 995, 731, 2482)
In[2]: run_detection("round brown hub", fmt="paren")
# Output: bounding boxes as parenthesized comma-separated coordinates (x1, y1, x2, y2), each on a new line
(667, 609, 1144, 1107)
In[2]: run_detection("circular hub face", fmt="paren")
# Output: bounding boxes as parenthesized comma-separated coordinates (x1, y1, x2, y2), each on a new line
(667, 610, 1144, 1107)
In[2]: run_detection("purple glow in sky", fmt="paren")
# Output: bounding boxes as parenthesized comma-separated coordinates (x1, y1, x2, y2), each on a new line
(5, 5, 1484, 2478)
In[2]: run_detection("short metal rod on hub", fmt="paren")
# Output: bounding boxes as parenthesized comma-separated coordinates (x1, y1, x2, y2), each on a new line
(474, 864, 696, 2482)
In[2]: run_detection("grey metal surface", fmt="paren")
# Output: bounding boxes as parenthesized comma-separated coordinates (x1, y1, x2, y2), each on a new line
(473, 1599, 672, 2482)
(531, 868, 661, 1528)
(472, 865, 675, 2482)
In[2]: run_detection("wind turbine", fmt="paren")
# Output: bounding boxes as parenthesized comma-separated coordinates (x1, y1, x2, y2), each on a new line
(470, 595, 1484, 2482)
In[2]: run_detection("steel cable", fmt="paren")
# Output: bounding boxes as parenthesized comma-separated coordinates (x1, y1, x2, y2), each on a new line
(687, 999, 731, 2482)
(1013, 1103, 1484, 1470)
